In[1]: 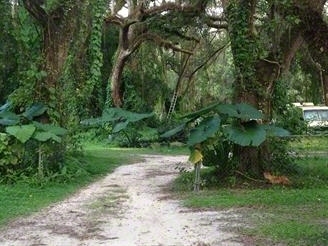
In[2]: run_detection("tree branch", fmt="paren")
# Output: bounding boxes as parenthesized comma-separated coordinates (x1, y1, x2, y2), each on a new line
(105, 15, 124, 26)
(143, 1, 207, 17)
(188, 42, 228, 80)
(131, 32, 194, 55)
(22, 0, 48, 26)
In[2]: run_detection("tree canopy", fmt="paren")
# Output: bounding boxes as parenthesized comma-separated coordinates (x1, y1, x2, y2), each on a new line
(1, 0, 328, 180)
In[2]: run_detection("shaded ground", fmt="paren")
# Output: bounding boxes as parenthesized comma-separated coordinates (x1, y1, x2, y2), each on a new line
(0, 155, 246, 246)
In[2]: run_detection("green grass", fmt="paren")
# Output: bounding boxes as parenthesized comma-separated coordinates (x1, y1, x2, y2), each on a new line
(0, 183, 79, 226)
(82, 142, 189, 156)
(180, 187, 328, 245)
(173, 137, 328, 245)
(183, 188, 328, 208)
(0, 145, 160, 227)
(290, 135, 328, 152)
(0, 143, 188, 227)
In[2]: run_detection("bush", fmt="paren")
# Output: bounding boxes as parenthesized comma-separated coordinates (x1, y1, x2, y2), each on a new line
(274, 105, 307, 135)
(202, 137, 236, 178)
(0, 133, 24, 181)
(263, 137, 300, 175)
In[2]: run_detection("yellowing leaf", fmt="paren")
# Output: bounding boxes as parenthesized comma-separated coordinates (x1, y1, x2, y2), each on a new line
(189, 149, 203, 164)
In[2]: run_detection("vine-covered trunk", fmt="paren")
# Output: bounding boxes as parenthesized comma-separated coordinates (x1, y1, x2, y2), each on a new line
(43, 18, 72, 90)
(225, 0, 271, 177)
(224, 0, 320, 177)
(23, 0, 94, 125)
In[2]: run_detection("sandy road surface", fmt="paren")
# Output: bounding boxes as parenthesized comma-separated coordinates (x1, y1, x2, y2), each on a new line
(0, 155, 245, 246)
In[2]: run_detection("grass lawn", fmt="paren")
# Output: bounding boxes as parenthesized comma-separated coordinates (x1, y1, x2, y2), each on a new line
(182, 188, 328, 245)
(0, 144, 187, 227)
(174, 136, 328, 245)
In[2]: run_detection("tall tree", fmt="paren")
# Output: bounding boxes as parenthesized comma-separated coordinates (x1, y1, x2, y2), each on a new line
(0, 1, 19, 103)
(105, 0, 208, 107)
(220, 0, 328, 175)
(20, 0, 101, 125)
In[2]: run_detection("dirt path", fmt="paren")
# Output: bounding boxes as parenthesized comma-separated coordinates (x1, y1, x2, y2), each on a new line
(0, 155, 245, 246)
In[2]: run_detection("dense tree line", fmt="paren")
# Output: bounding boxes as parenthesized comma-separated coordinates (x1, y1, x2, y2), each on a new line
(1, 0, 328, 180)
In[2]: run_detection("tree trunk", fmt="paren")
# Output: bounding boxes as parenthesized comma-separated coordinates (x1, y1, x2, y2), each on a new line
(23, 0, 93, 124)
(225, 0, 268, 176)
(110, 48, 131, 107)
(225, 0, 305, 177)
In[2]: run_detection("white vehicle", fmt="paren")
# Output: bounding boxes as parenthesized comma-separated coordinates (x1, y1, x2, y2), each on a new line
(292, 102, 328, 128)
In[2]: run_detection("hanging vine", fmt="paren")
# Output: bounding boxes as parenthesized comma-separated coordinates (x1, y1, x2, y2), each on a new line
(226, 0, 260, 101)
(85, 0, 108, 113)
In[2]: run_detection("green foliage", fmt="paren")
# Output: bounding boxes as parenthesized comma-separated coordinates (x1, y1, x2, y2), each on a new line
(161, 103, 288, 148)
(6, 124, 36, 144)
(81, 107, 153, 129)
(0, 111, 20, 126)
(7, 6, 42, 107)
(23, 103, 47, 120)
(0, 133, 23, 174)
(0, 103, 67, 143)
(202, 136, 236, 177)
(85, 0, 107, 113)
(0, 1, 19, 103)
(81, 107, 154, 147)
(0, 103, 68, 183)
(162, 102, 289, 187)
(187, 116, 221, 146)
(0, 145, 144, 226)
(226, 0, 259, 89)
(274, 104, 307, 135)
(224, 121, 266, 147)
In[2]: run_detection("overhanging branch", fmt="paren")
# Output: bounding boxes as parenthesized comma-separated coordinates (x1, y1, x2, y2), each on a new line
(131, 32, 194, 55)
(23, 0, 48, 26)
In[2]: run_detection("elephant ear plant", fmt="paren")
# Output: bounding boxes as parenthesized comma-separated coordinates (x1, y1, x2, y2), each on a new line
(161, 102, 289, 191)
(81, 107, 154, 146)
(0, 103, 67, 180)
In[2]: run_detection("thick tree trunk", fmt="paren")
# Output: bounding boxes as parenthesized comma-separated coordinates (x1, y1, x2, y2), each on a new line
(226, 1, 272, 177)
(43, 12, 77, 91)
(110, 49, 131, 107)
(225, 0, 307, 177)
(23, 0, 93, 124)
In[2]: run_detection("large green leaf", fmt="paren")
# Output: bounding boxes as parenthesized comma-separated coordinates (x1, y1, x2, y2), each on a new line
(80, 117, 109, 126)
(160, 122, 187, 138)
(102, 108, 153, 122)
(0, 111, 20, 126)
(187, 116, 221, 146)
(81, 108, 153, 126)
(101, 108, 124, 121)
(0, 101, 11, 112)
(5, 124, 36, 143)
(23, 103, 47, 120)
(112, 121, 129, 133)
(33, 122, 67, 136)
(217, 103, 262, 120)
(224, 122, 266, 146)
(181, 102, 221, 119)
(263, 125, 290, 137)
(33, 131, 62, 143)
